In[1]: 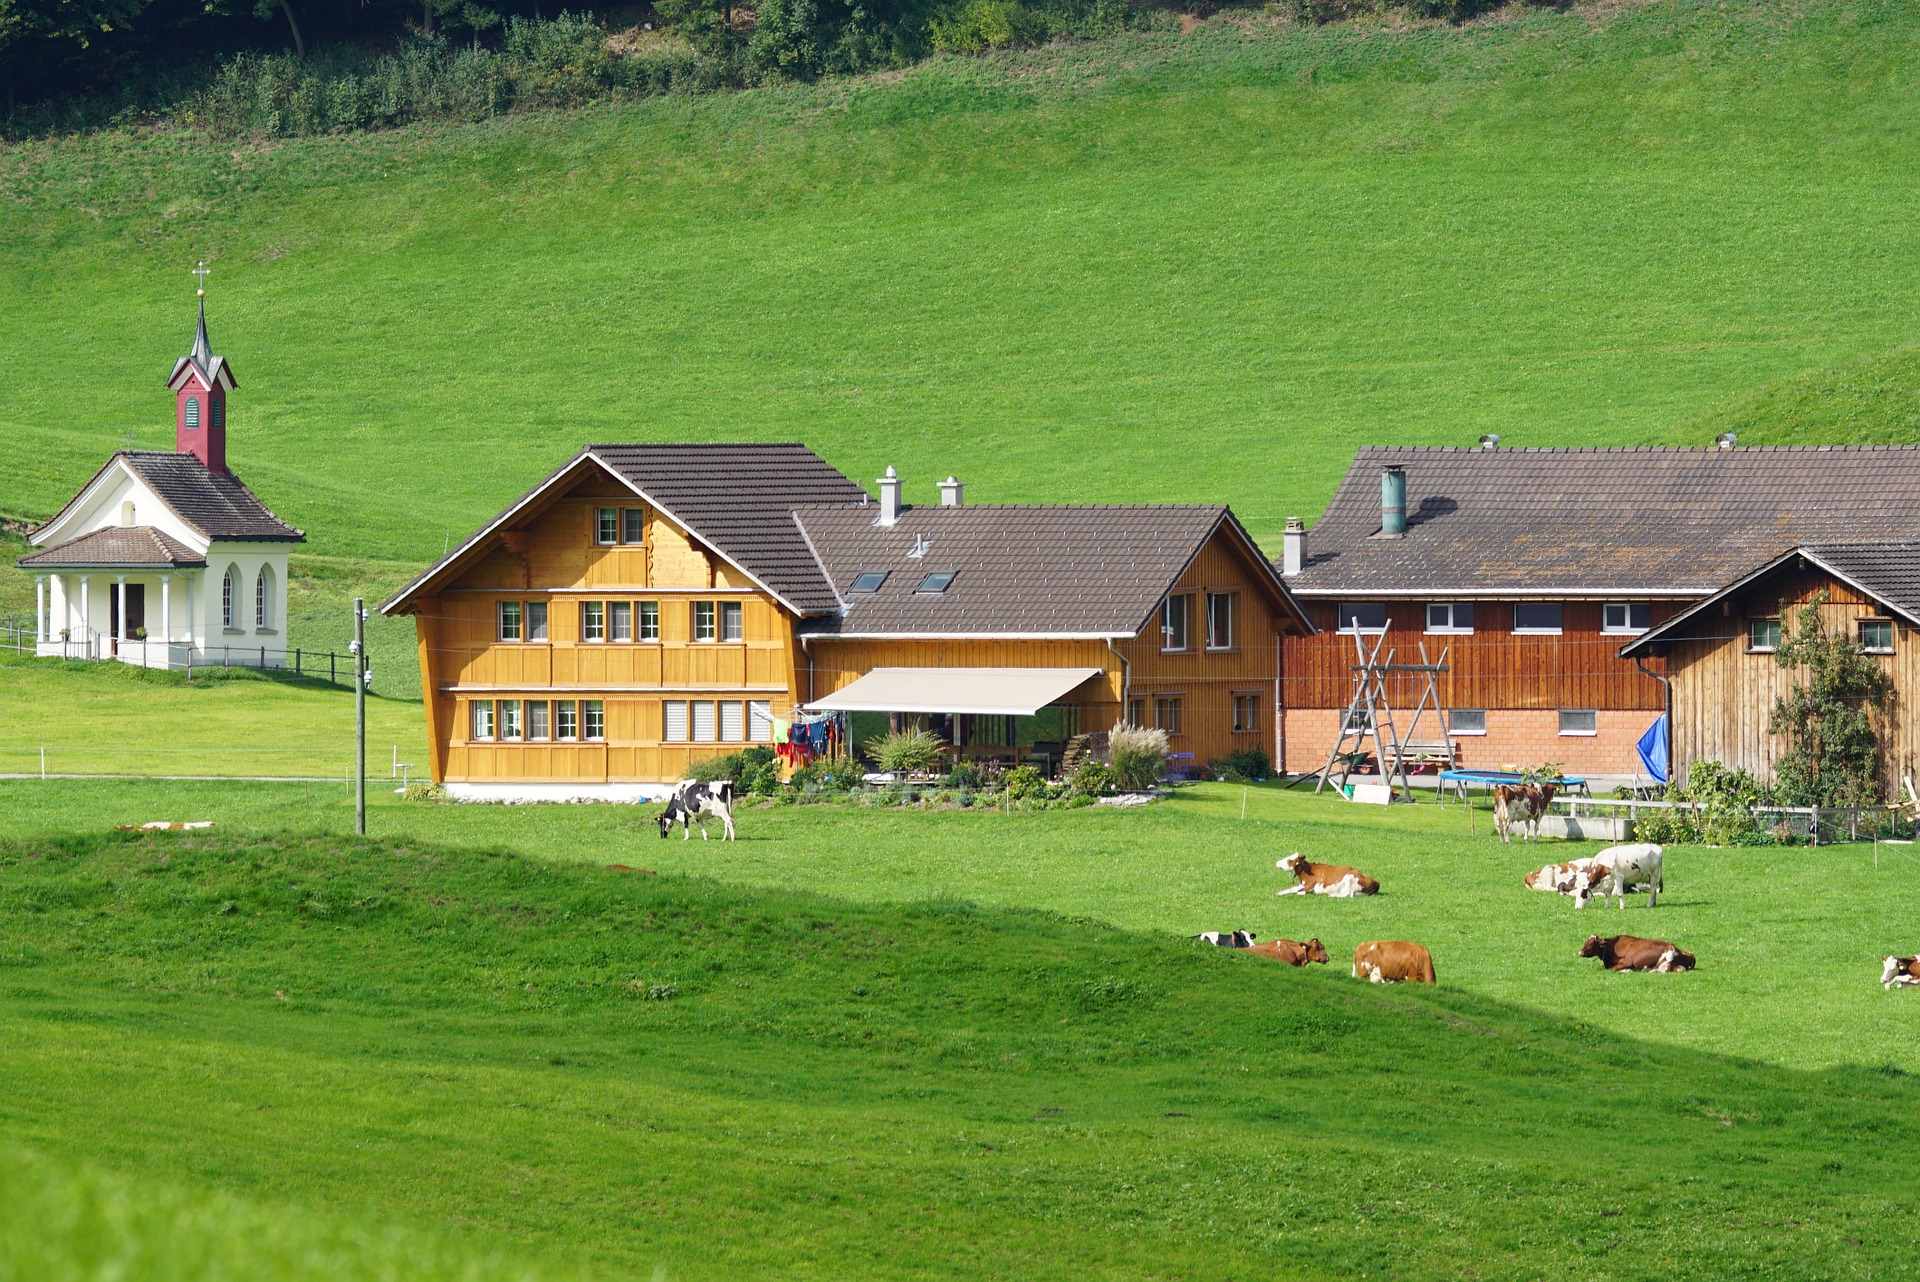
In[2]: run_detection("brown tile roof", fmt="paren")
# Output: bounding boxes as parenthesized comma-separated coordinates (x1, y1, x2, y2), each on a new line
(19, 526, 207, 569)
(1288, 446, 1920, 597)
(793, 504, 1305, 636)
(588, 444, 868, 613)
(120, 452, 302, 542)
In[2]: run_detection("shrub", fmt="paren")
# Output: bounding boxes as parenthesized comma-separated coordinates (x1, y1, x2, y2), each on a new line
(788, 756, 856, 793)
(1106, 723, 1168, 792)
(867, 728, 947, 775)
(400, 781, 449, 803)
(947, 761, 983, 792)
(1209, 748, 1272, 784)
(1068, 760, 1114, 796)
(687, 745, 782, 795)
(929, 0, 1044, 54)
(1769, 594, 1895, 807)
(1002, 765, 1048, 801)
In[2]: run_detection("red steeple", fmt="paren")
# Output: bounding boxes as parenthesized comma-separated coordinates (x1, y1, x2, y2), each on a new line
(165, 265, 237, 473)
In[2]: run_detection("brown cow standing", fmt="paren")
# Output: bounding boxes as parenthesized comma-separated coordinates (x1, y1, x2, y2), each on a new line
(1493, 782, 1559, 844)
(1352, 940, 1436, 984)
(1277, 853, 1381, 898)
(1247, 937, 1329, 966)
(1579, 934, 1695, 972)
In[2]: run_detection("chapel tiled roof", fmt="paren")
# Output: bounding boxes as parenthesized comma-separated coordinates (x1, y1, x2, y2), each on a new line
(18, 525, 207, 569)
(588, 443, 871, 613)
(1286, 446, 1920, 596)
(119, 452, 303, 541)
(793, 503, 1306, 636)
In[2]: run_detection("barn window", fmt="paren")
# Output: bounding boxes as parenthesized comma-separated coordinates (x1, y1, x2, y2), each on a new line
(1161, 594, 1191, 652)
(639, 601, 659, 641)
(1447, 709, 1487, 736)
(1154, 696, 1183, 736)
(469, 700, 495, 741)
(851, 571, 888, 593)
(1514, 602, 1564, 635)
(583, 701, 605, 741)
(721, 601, 744, 642)
(694, 601, 717, 642)
(1559, 709, 1597, 736)
(527, 701, 551, 741)
(1205, 592, 1237, 651)
(1602, 602, 1651, 634)
(498, 600, 522, 641)
(595, 508, 619, 544)
(1232, 693, 1260, 733)
(526, 601, 549, 641)
(1747, 618, 1781, 653)
(1426, 602, 1474, 633)
(749, 701, 773, 741)
(581, 601, 605, 641)
(1859, 619, 1895, 653)
(611, 601, 633, 642)
(185, 396, 201, 430)
(1336, 602, 1388, 633)
(663, 700, 688, 742)
(621, 508, 645, 544)
(692, 701, 717, 742)
(556, 701, 578, 740)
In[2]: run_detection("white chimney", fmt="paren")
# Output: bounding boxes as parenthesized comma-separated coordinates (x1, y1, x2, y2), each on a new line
(877, 466, 902, 526)
(938, 476, 964, 507)
(1282, 516, 1307, 575)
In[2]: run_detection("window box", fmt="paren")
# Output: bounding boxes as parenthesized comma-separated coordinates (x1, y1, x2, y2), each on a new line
(1559, 709, 1597, 736)
(1426, 602, 1474, 634)
(1514, 602, 1564, 635)
(1602, 602, 1651, 635)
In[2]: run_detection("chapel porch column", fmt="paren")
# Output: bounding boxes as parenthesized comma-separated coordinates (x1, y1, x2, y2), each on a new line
(115, 575, 128, 655)
(35, 576, 45, 643)
(79, 576, 91, 657)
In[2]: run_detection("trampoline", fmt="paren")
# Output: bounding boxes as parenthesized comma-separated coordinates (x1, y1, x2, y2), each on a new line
(1439, 769, 1590, 804)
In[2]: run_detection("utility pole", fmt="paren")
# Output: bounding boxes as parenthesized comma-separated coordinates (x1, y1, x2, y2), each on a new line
(353, 597, 368, 836)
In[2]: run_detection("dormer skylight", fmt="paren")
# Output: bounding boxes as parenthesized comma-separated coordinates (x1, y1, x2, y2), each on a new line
(851, 570, 889, 593)
(916, 571, 957, 593)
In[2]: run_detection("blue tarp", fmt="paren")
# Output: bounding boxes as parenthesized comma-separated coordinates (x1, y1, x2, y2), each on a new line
(1637, 714, 1670, 784)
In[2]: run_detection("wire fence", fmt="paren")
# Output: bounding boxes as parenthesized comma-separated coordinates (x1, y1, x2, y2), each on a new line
(4, 623, 365, 687)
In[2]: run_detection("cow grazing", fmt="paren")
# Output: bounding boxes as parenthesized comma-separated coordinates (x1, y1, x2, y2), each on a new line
(1493, 782, 1559, 844)
(1563, 843, 1664, 909)
(1248, 937, 1329, 966)
(1352, 940, 1436, 984)
(1524, 856, 1599, 892)
(1191, 930, 1259, 949)
(1276, 852, 1380, 898)
(657, 780, 737, 841)
(1579, 934, 1695, 972)
(1881, 956, 1920, 990)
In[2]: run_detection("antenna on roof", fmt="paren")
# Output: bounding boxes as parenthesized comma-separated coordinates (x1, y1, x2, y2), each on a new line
(1716, 432, 1738, 450)
(1478, 433, 1501, 450)
(906, 534, 932, 559)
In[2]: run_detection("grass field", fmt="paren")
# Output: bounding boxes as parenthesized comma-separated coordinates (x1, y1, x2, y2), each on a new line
(4, 792, 1920, 1278)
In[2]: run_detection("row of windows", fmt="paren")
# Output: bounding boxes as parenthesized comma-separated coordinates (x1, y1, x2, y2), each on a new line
(497, 600, 744, 643)
(849, 569, 957, 594)
(1159, 592, 1238, 653)
(1345, 708, 1594, 737)
(220, 565, 274, 630)
(1749, 616, 1893, 654)
(594, 507, 647, 546)
(663, 700, 775, 744)
(471, 699, 604, 742)
(1122, 693, 1264, 737)
(1337, 601, 1651, 637)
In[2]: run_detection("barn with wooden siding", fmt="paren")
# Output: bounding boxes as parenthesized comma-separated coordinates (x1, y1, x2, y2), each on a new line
(1277, 446, 1920, 779)
(383, 445, 1312, 794)
(1619, 543, 1920, 787)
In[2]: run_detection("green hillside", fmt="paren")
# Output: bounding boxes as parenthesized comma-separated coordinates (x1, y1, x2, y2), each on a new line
(4, 815, 1919, 1278)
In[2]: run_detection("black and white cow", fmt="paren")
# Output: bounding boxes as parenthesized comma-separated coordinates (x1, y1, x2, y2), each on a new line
(1190, 930, 1258, 948)
(658, 780, 736, 841)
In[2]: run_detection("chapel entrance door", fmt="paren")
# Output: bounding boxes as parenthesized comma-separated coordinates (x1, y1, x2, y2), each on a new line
(109, 583, 146, 654)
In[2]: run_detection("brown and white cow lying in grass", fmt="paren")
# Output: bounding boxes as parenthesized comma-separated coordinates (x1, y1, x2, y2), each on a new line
(1248, 937, 1329, 966)
(1493, 782, 1559, 844)
(1562, 843, 1663, 909)
(1352, 940, 1435, 984)
(1881, 955, 1920, 990)
(1276, 853, 1380, 898)
(1579, 934, 1694, 972)
(1524, 856, 1600, 892)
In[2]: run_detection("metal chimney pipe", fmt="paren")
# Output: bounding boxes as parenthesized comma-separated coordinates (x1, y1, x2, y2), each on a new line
(1379, 466, 1407, 538)
(1282, 516, 1308, 575)
(877, 466, 902, 526)
(938, 476, 965, 507)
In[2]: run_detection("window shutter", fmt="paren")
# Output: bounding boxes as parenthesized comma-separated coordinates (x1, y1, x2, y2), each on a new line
(692, 701, 717, 742)
(720, 701, 745, 742)
(749, 701, 773, 741)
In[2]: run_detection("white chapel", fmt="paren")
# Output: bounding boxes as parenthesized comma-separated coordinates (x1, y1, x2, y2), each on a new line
(19, 279, 305, 669)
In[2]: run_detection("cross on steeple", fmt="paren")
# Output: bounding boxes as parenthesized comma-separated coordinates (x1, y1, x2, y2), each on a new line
(192, 260, 210, 296)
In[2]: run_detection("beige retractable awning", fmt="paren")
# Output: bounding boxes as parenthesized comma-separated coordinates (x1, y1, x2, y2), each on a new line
(805, 667, 1104, 717)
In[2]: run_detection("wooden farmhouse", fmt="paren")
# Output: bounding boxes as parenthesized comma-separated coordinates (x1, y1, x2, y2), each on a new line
(382, 445, 1312, 796)
(1277, 445, 1920, 781)
(1619, 543, 1920, 785)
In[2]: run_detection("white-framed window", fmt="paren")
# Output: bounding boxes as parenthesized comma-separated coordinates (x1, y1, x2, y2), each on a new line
(1155, 695, 1183, 736)
(611, 601, 633, 642)
(663, 701, 689, 743)
(254, 566, 272, 629)
(595, 508, 618, 545)
(1343, 707, 1375, 733)
(1161, 594, 1191, 652)
(1559, 709, 1597, 736)
(1514, 602, 1564, 635)
(1860, 619, 1895, 654)
(720, 701, 745, 742)
(221, 565, 238, 629)
(581, 601, 605, 642)
(469, 700, 495, 741)
(1206, 592, 1236, 651)
(639, 601, 659, 641)
(528, 700, 550, 740)
(498, 600, 522, 641)
(1426, 602, 1474, 633)
(1447, 708, 1487, 736)
(556, 701, 578, 741)
(1602, 602, 1651, 635)
(749, 700, 773, 742)
(1336, 602, 1388, 633)
(499, 700, 523, 740)
(1747, 618, 1781, 653)
(694, 601, 717, 642)
(526, 601, 548, 641)
(1232, 693, 1259, 733)
(1127, 698, 1145, 726)
(721, 601, 744, 642)
(621, 508, 645, 544)
(583, 700, 605, 741)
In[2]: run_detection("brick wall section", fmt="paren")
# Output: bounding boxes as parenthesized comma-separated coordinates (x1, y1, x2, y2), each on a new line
(1282, 708, 1656, 777)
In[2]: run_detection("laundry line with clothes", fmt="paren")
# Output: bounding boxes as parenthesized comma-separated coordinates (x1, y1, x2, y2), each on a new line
(773, 711, 846, 766)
